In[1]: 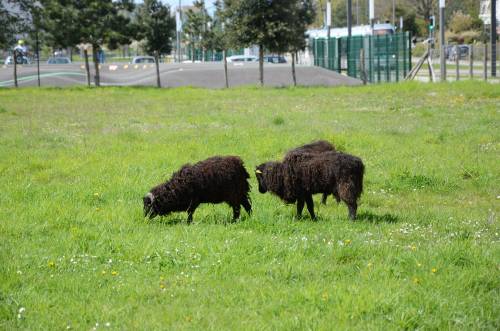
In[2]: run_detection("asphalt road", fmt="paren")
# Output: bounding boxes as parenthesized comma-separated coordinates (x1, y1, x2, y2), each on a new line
(0, 62, 361, 88)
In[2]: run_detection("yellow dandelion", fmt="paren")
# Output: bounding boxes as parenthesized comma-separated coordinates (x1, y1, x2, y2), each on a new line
(321, 292, 328, 301)
(417, 263, 422, 267)
(344, 239, 352, 245)
(111, 271, 118, 276)
(160, 276, 165, 281)
(431, 268, 437, 273)
(411, 245, 417, 251)
(412, 277, 420, 284)
(94, 192, 99, 197)
(160, 283, 165, 289)
(367, 262, 373, 268)
(185, 316, 192, 322)
(101, 270, 107, 275)
(47, 261, 56, 268)
(96, 207, 100, 211)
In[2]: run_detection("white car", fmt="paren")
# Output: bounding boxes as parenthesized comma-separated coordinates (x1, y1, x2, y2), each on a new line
(131, 56, 156, 64)
(226, 55, 258, 63)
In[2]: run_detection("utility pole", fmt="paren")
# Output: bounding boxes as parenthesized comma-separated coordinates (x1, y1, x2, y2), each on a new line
(176, 0, 182, 63)
(347, 0, 352, 37)
(326, 1, 331, 69)
(439, 0, 446, 82)
(369, 0, 375, 28)
(491, 0, 497, 77)
(392, 0, 395, 27)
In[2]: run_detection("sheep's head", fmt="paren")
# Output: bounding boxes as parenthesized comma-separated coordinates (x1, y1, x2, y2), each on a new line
(255, 164, 268, 193)
(143, 192, 158, 218)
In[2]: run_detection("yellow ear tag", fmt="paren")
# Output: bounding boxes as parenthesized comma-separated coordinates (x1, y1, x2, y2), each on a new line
(255, 169, 263, 174)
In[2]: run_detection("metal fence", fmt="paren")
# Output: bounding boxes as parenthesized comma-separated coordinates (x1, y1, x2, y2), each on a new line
(312, 32, 412, 83)
(186, 48, 244, 62)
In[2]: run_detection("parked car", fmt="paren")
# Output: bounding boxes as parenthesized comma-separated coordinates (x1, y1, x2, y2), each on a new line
(447, 45, 469, 61)
(47, 57, 71, 64)
(264, 55, 287, 64)
(4, 55, 30, 65)
(226, 55, 258, 63)
(131, 56, 155, 64)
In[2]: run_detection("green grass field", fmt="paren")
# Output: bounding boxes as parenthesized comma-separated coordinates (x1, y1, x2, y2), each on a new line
(1, 82, 499, 330)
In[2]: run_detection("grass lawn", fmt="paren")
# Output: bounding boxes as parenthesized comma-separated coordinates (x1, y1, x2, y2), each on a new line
(0, 82, 499, 330)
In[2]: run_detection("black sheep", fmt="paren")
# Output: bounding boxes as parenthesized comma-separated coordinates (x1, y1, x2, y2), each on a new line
(256, 151, 364, 220)
(284, 140, 337, 204)
(144, 156, 252, 222)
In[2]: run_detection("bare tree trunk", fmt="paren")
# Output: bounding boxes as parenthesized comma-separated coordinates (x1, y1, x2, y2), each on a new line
(259, 44, 264, 86)
(291, 52, 297, 86)
(92, 45, 100, 87)
(223, 49, 229, 88)
(13, 51, 18, 88)
(155, 51, 161, 88)
(192, 38, 195, 63)
(84, 49, 91, 87)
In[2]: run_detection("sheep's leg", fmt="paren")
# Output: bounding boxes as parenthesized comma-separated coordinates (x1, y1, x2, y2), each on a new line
(232, 204, 241, 220)
(321, 193, 328, 205)
(296, 198, 305, 219)
(241, 197, 252, 215)
(348, 202, 357, 220)
(305, 194, 317, 220)
(333, 191, 341, 203)
(187, 203, 199, 224)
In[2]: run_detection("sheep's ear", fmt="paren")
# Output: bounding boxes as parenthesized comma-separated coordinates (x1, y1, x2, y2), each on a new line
(255, 169, 263, 174)
(144, 192, 154, 203)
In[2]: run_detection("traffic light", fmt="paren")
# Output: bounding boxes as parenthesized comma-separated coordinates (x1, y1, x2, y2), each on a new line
(429, 15, 435, 31)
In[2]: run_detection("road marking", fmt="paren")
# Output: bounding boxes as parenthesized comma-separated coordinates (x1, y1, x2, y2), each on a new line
(123, 64, 129, 69)
(109, 65, 118, 71)
(0, 72, 86, 87)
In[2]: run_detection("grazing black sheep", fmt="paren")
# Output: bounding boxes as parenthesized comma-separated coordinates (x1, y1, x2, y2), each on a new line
(256, 151, 364, 220)
(144, 156, 252, 223)
(285, 140, 338, 204)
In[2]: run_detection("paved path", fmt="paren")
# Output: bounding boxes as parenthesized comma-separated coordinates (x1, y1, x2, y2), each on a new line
(0, 62, 361, 88)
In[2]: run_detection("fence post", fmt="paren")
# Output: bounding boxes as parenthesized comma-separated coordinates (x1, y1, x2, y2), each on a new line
(395, 33, 400, 82)
(84, 49, 91, 87)
(455, 45, 460, 81)
(385, 35, 390, 82)
(483, 43, 488, 81)
(402, 32, 407, 77)
(377, 35, 381, 82)
(13, 50, 18, 88)
(360, 48, 367, 85)
(337, 38, 342, 73)
(469, 44, 473, 79)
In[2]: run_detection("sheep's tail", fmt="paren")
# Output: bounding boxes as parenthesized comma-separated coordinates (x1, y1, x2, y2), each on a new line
(355, 159, 365, 196)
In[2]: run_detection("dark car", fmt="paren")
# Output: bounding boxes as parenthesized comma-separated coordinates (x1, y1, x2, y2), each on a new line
(446, 45, 469, 61)
(47, 57, 71, 64)
(264, 55, 287, 64)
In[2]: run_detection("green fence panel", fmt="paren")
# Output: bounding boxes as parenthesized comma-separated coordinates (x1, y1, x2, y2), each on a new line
(312, 32, 411, 83)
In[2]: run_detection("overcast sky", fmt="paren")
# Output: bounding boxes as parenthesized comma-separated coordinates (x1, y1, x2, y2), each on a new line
(162, 0, 216, 9)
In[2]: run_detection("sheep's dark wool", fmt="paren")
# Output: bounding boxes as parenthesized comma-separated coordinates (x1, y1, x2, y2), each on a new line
(256, 151, 364, 220)
(144, 156, 251, 222)
(284, 140, 338, 204)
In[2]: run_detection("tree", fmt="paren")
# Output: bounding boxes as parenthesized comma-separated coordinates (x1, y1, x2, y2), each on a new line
(0, 1, 20, 49)
(42, 0, 136, 87)
(203, 0, 230, 86)
(224, 0, 316, 86)
(135, 0, 175, 88)
(287, 1, 316, 86)
(184, 0, 209, 62)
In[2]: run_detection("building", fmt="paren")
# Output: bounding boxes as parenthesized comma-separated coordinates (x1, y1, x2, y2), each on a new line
(479, 0, 499, 26)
